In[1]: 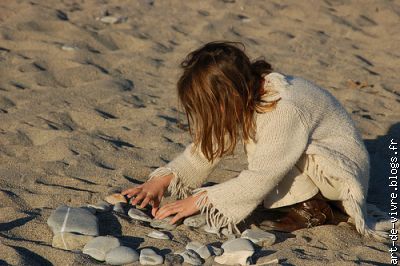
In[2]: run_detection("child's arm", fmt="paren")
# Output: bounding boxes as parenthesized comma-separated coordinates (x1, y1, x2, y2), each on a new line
(148, 142, 222, 199)
(191, 102, 310, 233)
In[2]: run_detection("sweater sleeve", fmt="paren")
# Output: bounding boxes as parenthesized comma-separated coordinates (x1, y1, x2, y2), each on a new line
(148, 143, 222, 199)
(192, 102, 310, 233)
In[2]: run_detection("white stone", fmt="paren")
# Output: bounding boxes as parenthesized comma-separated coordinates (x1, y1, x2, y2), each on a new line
(183, 214, 206, 228)
(215, 238, 255, 265)
(83, 236, 120, 261)
(128, 208, 152, 222)
(105, 246, 139, 265)
(185, 241, 211, 259)
(148, 230, 170, 240)
(150, 217, 177, 230)
(241, 228, 276, 247)
(140, 248, 163, 265)
(180, 249, 203, 265)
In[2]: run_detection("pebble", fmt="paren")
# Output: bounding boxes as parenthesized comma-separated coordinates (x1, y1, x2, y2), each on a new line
(47, 205, 99, 236)
(183, 214, 206, 228)
(165, 253, 184, 266)
(201, 224, 219, 235)
(215, 238, 254, 266)
(105, 246, 139, 265)
(150, 217, 177, 231)
(222, 228, 237, 240)
(52, 232, 94, 251)
(113, 202, 127, 214)
(210, 245, 224, 256)
(185, 241, 211, 259)
(105, 193, 127, 205)
(61, 44, 77, 51)
(128, 208, 152, 222)
(83, 236, 120, 261)
(100, 16, 121, 24)
(87, 200, 112, 212)
(148, 230, 170, 240)
(241, 228, 276, 247)
(180, 249, 203, 265)
(139, 248, 163, 265)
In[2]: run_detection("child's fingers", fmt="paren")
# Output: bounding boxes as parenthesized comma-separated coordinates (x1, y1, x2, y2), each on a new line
(130, 191, 146, 205)
(151, 207, 159, 217)
(170, 213, 184, 224)
(140, 196, 152, 209)
(156, 205, 181, 220)
(121, 186, 141, 197)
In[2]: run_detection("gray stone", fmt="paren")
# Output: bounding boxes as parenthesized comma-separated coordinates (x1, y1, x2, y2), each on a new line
(185, 241, 211, 259)
(180, 249, 203, 265)
(113, 202, 127, 214)
(222, 228, 237, 240)
(183, 214, 206, 228)
(215, 238, 254, 265)
(165, 253, 184, 266)
(210, 245, 224, 256)
(128, 208, 152, 222)
(87, 200, 112, 212)
(241, 228, 276, 247)
(140, 248, 163, 265)
(148, 230, 170, 240)
(201, 225, 219, 235)
(105, 246, 139, 265)
(52, 232, 94, 250)
(47, 205, 99, 236)
(83, 236, 121, 261)
(150, 217, 177, 230)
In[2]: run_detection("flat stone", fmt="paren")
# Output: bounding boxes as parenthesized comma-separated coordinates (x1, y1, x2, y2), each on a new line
(61, 45, 77, 51)
(150, 217, 177, 230)
(52, 232, 94, 250)
(180, 249, 203, 265)
(113, 202, 127, 214)
(215, 238, 254, 265)
(185, 241, 211, 259)
(128, 208, 152, 222)
(165, 253, 184, 266)
(241, 229, 276, 247)
(148, 230, 170, 240)
(47, 205, 99, 236)
(100, 16, 120, 24)
(210, 245, 224, 256)
(201, 224, 220, 236)
(83, 236, 121, 261)
(140, 248, 163, 265)
(105, 246, 139, 265)
(183, 214, 206, 228)
(222, 228, 236, 240)
(105, 193, 127, 205)
(87, 200, 112, 212)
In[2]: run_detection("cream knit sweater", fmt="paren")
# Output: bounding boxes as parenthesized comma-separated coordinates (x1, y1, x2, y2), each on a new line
(149, 72, 383, 240)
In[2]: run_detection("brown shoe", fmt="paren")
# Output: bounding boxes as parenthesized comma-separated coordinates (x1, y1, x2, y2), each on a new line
(260, 199, 334, 232)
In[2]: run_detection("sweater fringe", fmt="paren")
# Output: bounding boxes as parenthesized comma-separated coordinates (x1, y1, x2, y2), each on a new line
(193, 189, 241, 235)
(304, 154, 388, 242)
(148, 167, 191, 199)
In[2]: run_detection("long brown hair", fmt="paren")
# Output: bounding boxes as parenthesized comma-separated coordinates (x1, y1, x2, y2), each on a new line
(177, 41, 280, 162)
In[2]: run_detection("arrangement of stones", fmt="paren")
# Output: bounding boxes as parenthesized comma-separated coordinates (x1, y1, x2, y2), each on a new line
(47, 193, 278, 265)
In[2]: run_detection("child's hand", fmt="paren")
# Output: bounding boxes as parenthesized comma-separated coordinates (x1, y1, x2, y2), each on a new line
(154, 193, 203, 224)
(121, 174, 173, 217)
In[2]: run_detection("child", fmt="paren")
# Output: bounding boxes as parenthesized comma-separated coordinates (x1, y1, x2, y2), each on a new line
(122, 41, 384, 240)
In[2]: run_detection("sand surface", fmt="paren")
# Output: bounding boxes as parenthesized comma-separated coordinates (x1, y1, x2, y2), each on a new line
(0, 0, 399, 265)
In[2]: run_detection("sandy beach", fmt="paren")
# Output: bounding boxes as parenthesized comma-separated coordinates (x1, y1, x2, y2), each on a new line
(0, 0, 399, 265)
